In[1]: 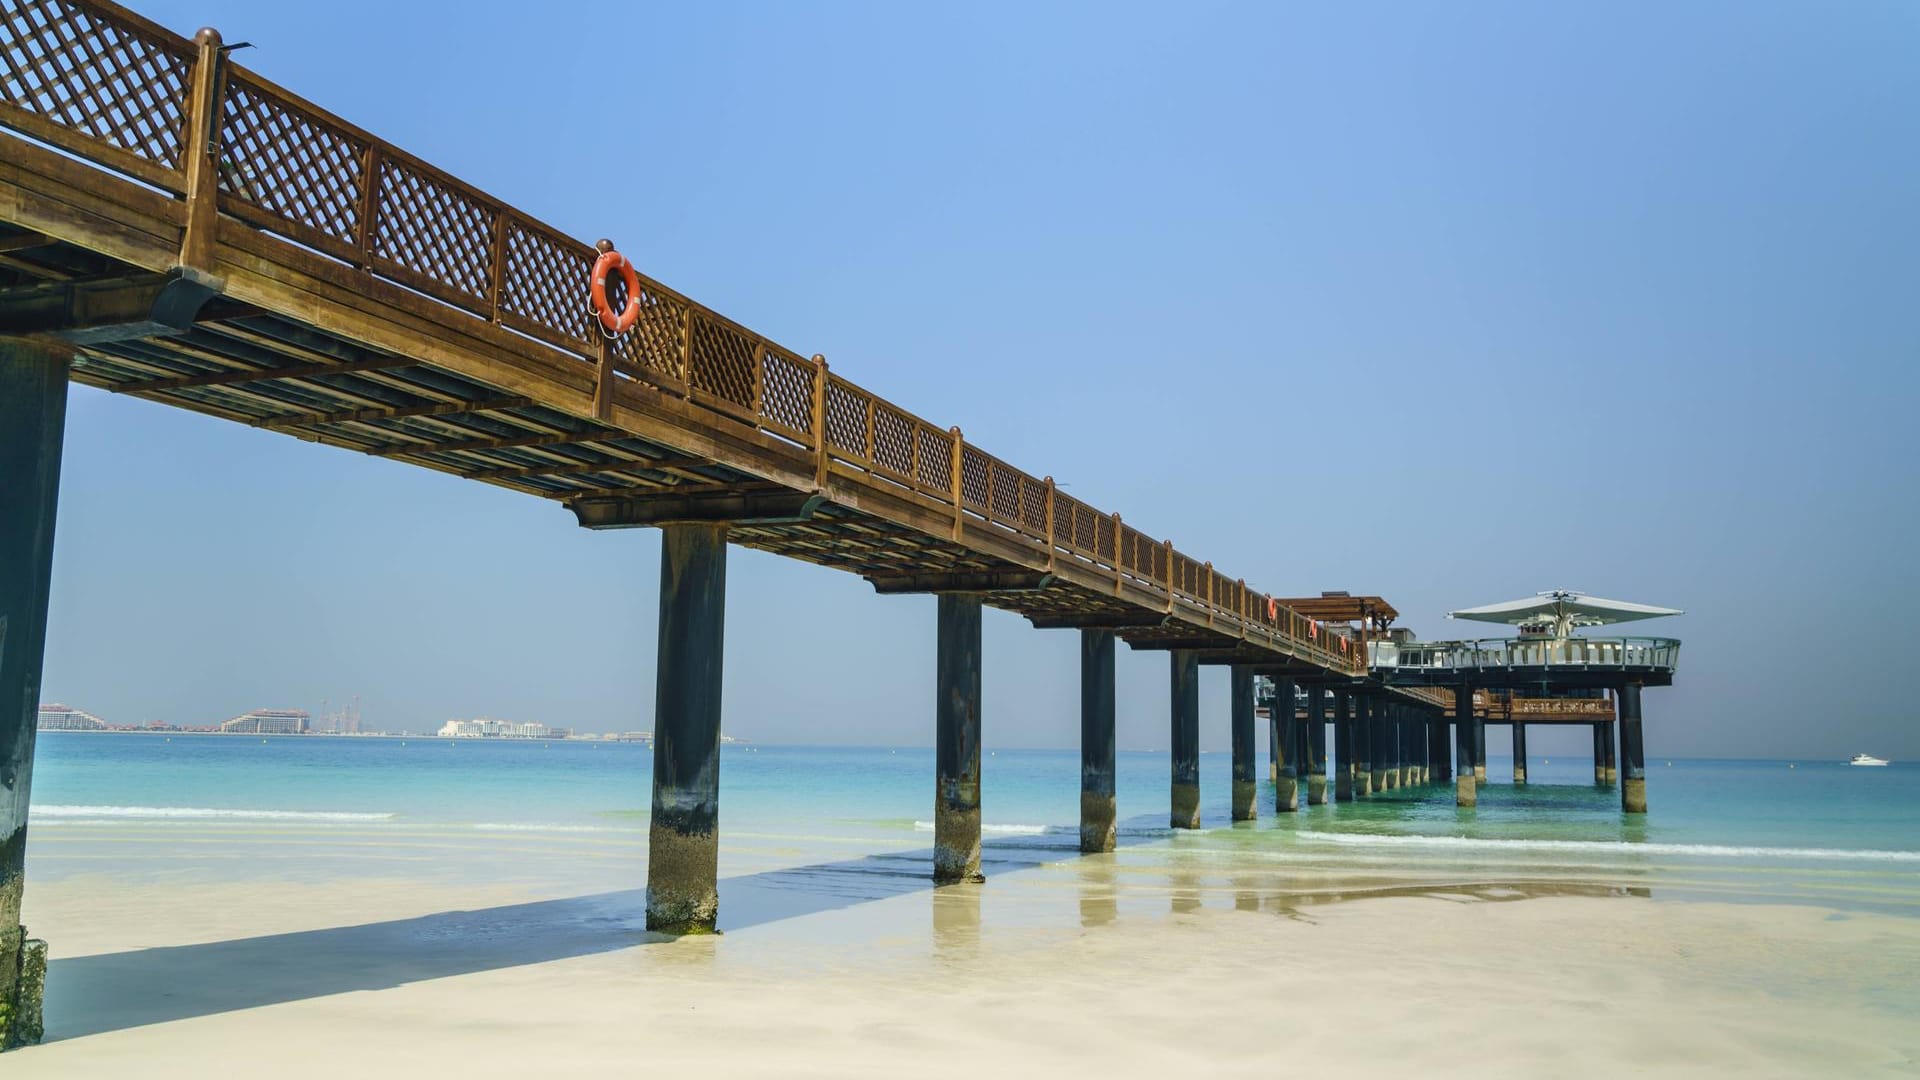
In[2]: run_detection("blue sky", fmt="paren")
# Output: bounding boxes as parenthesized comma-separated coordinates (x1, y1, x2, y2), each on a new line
(39, 1, 1920, 758)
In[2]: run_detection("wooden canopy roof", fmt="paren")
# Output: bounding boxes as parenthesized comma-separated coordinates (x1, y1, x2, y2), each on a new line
(1271, 595, 1399, 625)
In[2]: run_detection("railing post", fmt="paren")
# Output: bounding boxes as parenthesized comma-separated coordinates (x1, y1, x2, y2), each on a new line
(949, 426, 965, 540)
(1111, 512, 1123, 593)
(590, 239, 616, 421)
(178, 27, 227, 272)
(1043, 477, 1056, 571)
(1163, 540, 1174, 612)
(354, 145, 381, 271)
(487, 210, 507, 321)
(1203, 562, 1214, 625)
(811, 354, 830, 491)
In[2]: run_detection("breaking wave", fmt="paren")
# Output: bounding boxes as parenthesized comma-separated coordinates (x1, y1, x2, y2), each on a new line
(35, 804, 395, 823)
(1294, 830, 1920, 862)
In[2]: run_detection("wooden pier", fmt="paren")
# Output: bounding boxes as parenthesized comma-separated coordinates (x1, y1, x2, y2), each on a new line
(0, 0, 1675, 1048)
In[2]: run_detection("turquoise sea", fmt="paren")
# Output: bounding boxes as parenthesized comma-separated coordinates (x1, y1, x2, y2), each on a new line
(24, 732, 1920, 919)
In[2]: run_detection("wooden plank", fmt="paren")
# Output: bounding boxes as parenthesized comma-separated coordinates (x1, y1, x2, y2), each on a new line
(368, 429, 598, 459)
(112, 353, 415, 394)
(252, 396, 534, 431)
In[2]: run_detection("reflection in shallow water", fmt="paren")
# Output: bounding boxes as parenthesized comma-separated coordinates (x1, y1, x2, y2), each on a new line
(931, 882, 981, 959)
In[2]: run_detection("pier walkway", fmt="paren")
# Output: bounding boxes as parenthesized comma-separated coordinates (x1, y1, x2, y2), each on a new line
(0, 0, 1674, 1046)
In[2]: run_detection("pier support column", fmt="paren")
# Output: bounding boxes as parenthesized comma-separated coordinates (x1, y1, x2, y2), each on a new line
(1604, 718, 1618, 784)
(1079, 629, 1117, 854)
(934, 594, 985, 882)
(648, 524, 729, 932)
(1512, 723, 1528, 783)
(1473, 715, 1487, 783)
(1333, 691, 1354, 802)
(1593, 722, 1607, 784)
(1306, 688, 1328, 805)
(1354, 694, 1374, 797)
(1170, 651, 1201, 829)
(1268, 708, 1279, 784)
(1368, 695, 1389, 795)
(1454, 684, 1476, 808)
(1390, 707, 1406, 790)
(1431, 711, 1452, 784)
(1272, 677, 1298, 813)
(1229, 666, 1257, 821)
(1619, 684, 1647, 813)
(1, 340, 66, 1048)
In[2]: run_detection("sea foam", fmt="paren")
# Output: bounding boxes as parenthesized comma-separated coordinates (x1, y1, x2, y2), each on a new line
(35, 804, 394, 823)
(1294, 830, 1920, 862)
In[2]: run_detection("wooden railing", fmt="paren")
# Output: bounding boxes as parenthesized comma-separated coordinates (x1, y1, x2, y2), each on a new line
(0, 0, 1365, 675)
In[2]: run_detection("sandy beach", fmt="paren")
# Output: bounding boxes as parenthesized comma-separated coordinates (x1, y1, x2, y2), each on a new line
(10, 845, 1919, 1078)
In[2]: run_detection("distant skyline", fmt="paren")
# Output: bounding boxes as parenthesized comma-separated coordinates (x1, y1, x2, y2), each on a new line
(37, 0, 1920, 760)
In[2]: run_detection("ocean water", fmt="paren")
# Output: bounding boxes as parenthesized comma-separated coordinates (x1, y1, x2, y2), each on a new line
(23, 733, 1920, 918)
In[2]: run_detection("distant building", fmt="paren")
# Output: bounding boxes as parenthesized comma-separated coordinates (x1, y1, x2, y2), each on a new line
(435, 718, 571, 739)
(219, 709, 311, 735)
(37, 703, 106, 731)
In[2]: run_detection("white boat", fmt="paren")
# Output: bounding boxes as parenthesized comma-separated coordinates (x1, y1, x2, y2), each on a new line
(1849, 753, 1890, 767)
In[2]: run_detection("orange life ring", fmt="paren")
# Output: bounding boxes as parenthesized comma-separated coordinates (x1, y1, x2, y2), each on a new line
(590, 249, 642, 335)
(1307, 620, 1319, 640)
(1266, 597, 1277, 620)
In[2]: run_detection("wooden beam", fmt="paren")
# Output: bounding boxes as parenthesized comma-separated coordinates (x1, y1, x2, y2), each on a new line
(251, 396, 534, 431)
(571, 486, 825, 529)
(1025, 612, 1171, 630)
(0, 268, 226, 344)
(113, 353, 416, 394)
(369, 429, 600, 459)
(866, 570, 1053, 595)
(0, 230, 51, 253)
(460, 455, 675, 483)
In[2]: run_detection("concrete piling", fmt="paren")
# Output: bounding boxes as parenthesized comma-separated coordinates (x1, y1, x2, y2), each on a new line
(1355, 694, 1374, 797)
(1306, 688, 1328, 805)
(1273, 677, 1299, 813)
(1593, 722, 1607, 784)
(1431, 713, 1452, 785)
(1229, 665, 1257, 821)
(934, 594, 985, 883)
(1473, 717, 1488, 783)
(1, 340, 67, 1046)
(1368, 695, 1389, 794)
(1333, 691, 1355, 802)
(1079, 629, 1117, 854)
(1604, 718, 1619, 784)
(1512, 723, 1528, 783)
(648, 524, 729, 932)
(1619, 683, 1647, 813)
(1454, 683, 1476, 808)
(1170, 651, 1201, 829)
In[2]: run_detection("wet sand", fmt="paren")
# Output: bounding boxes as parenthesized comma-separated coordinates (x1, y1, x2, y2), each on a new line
(9, 852, 1920, 1078)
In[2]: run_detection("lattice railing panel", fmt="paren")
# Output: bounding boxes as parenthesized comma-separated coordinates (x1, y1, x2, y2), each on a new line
(218, 71, 364, 250)
(1095, 514, 1116, 562)
(871, 403, 915, 478)
(501, 220, 591, 349)
(988, 460, 1021, 522)
(688, 312, 754, 408)
(960, 445, 989, 510)
(373, 156, 495, 307)
(623, 283, 688, 382)
(1020, 475, 1046, 533)
(1072, 500, 1096, 552)
(914, 426, 951, 491)
(1053, 493, 1077, 546)
(824, 379, 870, 458)
(0, 0, 191, 178)
(759, 346, 814, 439)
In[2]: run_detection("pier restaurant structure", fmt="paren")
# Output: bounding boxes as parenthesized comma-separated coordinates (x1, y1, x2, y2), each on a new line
(0, 1, 1679, 1048)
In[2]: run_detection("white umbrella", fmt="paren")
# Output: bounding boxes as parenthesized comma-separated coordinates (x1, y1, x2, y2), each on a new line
(1447, 590, 1682, 638)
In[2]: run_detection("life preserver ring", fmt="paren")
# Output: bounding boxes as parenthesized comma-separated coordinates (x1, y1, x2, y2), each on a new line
(1266, 597, 1277, 620)
(1307, 620, 1319, 640)
(590, 249, 642, 335)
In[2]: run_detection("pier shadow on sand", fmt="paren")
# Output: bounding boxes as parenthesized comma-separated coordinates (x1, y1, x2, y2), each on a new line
(41, 819, 1161, 1041)
(40, 809, 1647, 1041)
